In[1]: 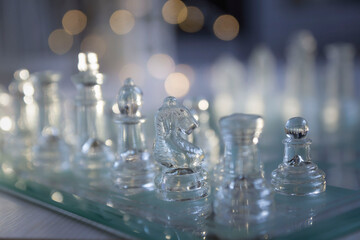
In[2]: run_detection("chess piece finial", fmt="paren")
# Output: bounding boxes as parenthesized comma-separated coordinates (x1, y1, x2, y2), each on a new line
(154, 96, 209, 201)
(285, 117, 309, 139)
(117, 78, 142, 117)
(214, 113, 273, 225)
(271, 117, 326, 195)
(112, 78, 154, 195)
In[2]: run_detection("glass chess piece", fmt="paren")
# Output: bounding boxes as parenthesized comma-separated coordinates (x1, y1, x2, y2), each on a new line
(31, 71, 71, 173)
(0, 85, 13, 149)
(5, 69, 38, 160)
(183, 98, 220, 171)
(154, 96, 209, 201)
(213, 113, 273, 225)
(271, 117, 326, 195)
(112, 78, 155, 195)
(72, 52, 115, 191)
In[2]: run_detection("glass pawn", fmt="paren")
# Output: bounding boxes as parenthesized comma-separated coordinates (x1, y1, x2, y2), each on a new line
(112, 78, 154, 195)
(31, 71, 70, 173)
(72, 52, 115, 190)
(154, 96, 209, 201)
(5, 69, 38, 160)
(213, 113, 273, 225)
(271, 117, 326, 195)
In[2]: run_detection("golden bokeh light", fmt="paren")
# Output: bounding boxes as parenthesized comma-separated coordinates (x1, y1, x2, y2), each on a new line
(213, 14, 239, 41)
(119, 63, 145, 86)
(164, 72, 190, 98)
(80, 35, 107, 58)
(62, 10, 87, 35)
(124, 0, 152, 18)
(110, 10, 135, 35)
(48, 29, 73, 55)
(179, 6, 204, 33)
(147, 54, 175, 79)
(162, 0, 187, 24)
(175, 64, 195, 84)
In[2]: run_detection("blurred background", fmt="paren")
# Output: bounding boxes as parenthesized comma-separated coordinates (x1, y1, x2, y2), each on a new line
(0, 0, 360, 143)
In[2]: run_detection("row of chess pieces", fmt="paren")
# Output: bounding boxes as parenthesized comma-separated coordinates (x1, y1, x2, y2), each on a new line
(0, 52, 326, 226)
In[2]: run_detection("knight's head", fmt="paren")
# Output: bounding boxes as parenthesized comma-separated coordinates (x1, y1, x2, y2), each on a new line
(161, 96, 198, 135)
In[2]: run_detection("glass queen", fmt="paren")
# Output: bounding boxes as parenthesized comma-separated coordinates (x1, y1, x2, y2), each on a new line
(154, 96, 209, 201)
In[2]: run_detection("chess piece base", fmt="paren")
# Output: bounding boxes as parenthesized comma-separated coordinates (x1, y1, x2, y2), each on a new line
(155, 167, 209, 201)
(113, 152, 155, 196)
(214, 175, 273, 225)
(271, 162, 326, 196)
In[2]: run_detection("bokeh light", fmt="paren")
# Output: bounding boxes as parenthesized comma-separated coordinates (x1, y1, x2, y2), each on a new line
(119, 63, 145, 86)
(213, 14, 239, 41)
(164, 72, 190, 98)
(48, 29, 73, 55)
(0, 116, 12, 131)
(162, 0, 187, 24)
(179, 6, 204, 33)
(110, 10, 135, 35)
(147, 54, 175, 79)
(124, 0, 152, 18)
(175, 64, 195, 84)
(198, 99, 209, 111)
(62, 10, 87, 35)
(80, 35, 107, 58)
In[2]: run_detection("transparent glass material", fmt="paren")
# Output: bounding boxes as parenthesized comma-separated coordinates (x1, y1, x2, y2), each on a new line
(271, 117, 326, 196)
(72, 52, 115, 191)
(31, 71, 70, 173)
(214, 113, 273, 225)
(5, 69, 38, 159)
(153, 96, 209, 201)
(112, 78, 154, 195)
(183, 98, 220, 171)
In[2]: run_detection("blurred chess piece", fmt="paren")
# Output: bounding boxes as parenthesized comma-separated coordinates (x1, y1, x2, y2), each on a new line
(183, 98, 220, 171)
(214, 114, 273, 225)
(246, 45, 281, 145)
(5, 69, 38, 161)
(322, 43, 357, 143)
(72, 52, 115, 192)
(211, 55, 246, 121)
(0, 85, 13, 150)
(271, 117, 326, 195)
(31, 71, 71, 174)
(283, 30, 319, 141)
(154, 96, 209, 201)
(112, 78, 155, 195)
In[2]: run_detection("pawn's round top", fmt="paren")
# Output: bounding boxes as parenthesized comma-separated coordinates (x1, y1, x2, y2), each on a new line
(285, 117, 309, 139)
(117, 78, 143, 116)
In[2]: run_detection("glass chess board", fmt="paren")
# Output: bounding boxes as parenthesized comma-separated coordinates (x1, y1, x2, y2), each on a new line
(0, 139, 359, 240)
